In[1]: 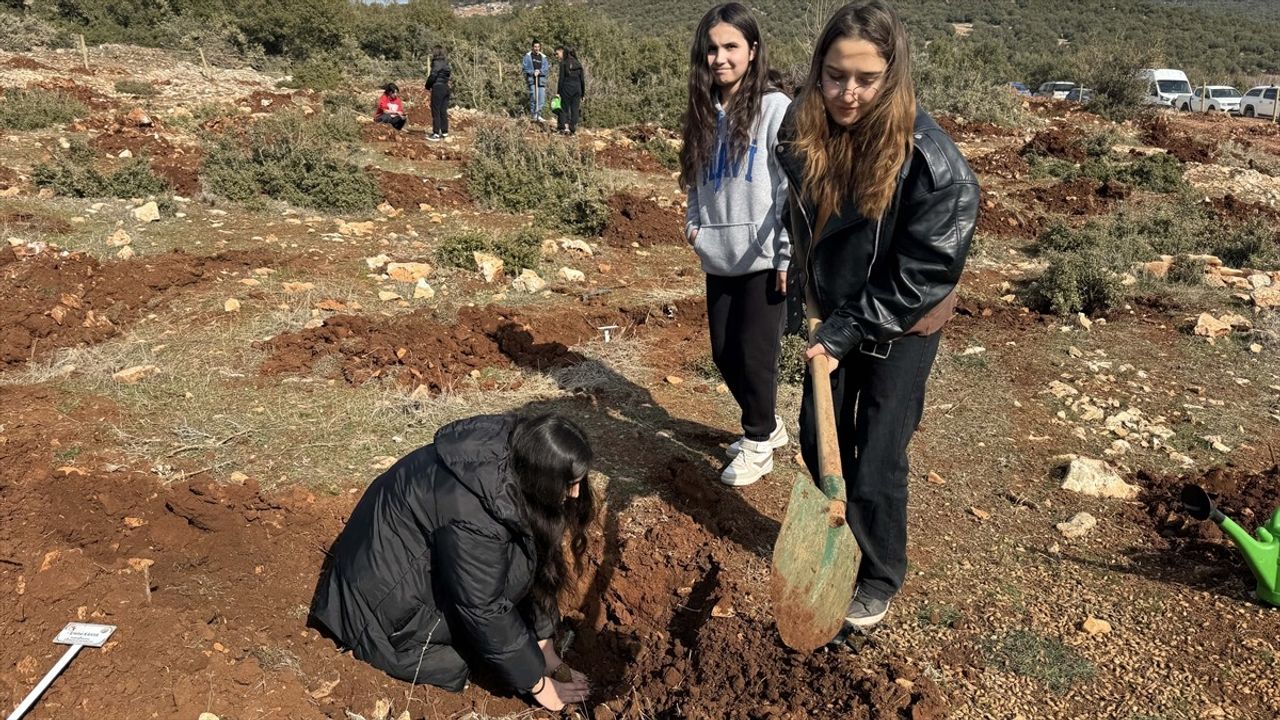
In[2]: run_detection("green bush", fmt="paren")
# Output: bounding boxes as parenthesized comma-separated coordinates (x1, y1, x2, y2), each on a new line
(1214, 217, 1280, 270)
(435, 228, 491, 271)
(34, 155, 170, 198)
(643, 137, 680, 171)
(913, 37, 1027, 127)
(114, 79, 158, 97)
(468, 121, 608, 235)
(0, 88, 87, 130)
(322, 92, 368, 117)
(985, 629, 1095, 693)
(200, 110, 379, 212)
(0, 11, 72, 51)
(1079, 130, 1119, 159)
(1028, 250, 1124, 316)
(435, 225, 544, 276)
(279, 55, 345, 92)
(1167, 255, 1207, 284)
(1116, 153, 1185, 193)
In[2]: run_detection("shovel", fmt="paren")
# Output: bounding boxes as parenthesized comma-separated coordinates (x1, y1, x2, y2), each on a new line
(771, 294, 862, 652)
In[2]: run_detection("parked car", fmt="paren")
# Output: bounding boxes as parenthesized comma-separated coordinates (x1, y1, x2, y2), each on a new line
(1064, 87, 1094, 104)
(1241, 86, 1278, 119)
(1008, 82, 1031, 97)
(1139, 68, 1193, 106)
(1035, 81, 1076, 100)
(1176, 86, 1242, 113)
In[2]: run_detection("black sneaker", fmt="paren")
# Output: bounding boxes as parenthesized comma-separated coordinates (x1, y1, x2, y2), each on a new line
(844, 589, 891, 630)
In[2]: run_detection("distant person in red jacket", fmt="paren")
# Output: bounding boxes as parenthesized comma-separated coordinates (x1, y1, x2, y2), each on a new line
(375, 83, 407, 131)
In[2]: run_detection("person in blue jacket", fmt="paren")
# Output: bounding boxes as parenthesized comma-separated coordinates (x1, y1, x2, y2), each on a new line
(522, 39, 552, 122)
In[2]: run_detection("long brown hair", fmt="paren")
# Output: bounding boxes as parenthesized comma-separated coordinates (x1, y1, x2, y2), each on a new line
(794, 0, 915, 219)
(679, 3, 772, 190)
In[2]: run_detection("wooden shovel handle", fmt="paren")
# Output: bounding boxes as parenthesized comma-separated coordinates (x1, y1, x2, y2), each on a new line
(805, 290, 847, 524)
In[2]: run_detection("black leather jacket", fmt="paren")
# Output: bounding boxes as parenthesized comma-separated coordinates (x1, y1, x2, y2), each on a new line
(775, 107, 979, 359)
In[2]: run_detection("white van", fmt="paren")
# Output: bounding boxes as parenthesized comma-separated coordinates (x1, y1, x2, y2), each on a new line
(1139, 68, 1193, 107)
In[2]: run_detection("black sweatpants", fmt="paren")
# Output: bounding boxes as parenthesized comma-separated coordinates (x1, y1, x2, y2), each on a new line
(431, 88, 450, 136)
(560, 92, 582, 133)
(706, 270, 785, 441)
(376, 114, 406, 131)
(799, 331, 942, 602)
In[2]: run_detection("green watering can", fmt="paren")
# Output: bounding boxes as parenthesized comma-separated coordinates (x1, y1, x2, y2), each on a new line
(1181, 484, 1280, 607)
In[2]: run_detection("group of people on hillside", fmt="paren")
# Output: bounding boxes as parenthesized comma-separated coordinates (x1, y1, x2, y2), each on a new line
(372, 39, 586, 139)
(321, 0, 978, 712)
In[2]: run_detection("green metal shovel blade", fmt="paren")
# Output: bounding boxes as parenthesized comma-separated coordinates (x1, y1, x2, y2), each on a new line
(771, 471, 861, 652)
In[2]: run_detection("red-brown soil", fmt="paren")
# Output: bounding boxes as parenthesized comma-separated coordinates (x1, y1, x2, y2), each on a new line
(149, 149, 203, 197)
(88, 128, 173, 158)
(935, 116, 1019, 140)
(602, 194, 683, 248)
(3, 56, 50, 70)
(368, 168, 470, 210)
(0, 166, 17, 189)
(241, 90, 303, 113)
(364, 124, 467, 162)
(967, 148, 1030, 180)
(596, 143, 667, 174)
(30, 78, 110, 109)
(1016, 178, 1118, 216)
(977, 199, 1046, 238)
(1206, 193, 1280, 225)
(0, 247, 274, 366)
(1021, 127, 1087, 162)
(1140, 115, 1217, 164)
(0, 209, 72, 235)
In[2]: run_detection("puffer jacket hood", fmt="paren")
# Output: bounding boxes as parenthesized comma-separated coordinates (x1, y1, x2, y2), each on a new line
(433, 414, 524, 531)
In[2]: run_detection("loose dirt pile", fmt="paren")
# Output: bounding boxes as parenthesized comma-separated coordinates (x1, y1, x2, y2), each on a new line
(0, 247, 272, 366)
(977, 199, 1046, 238)
(365, 125, 468, 162)
(0, 209, 72, 235)
(967, 148, 1030, 180)
(369, 168, 471, 210)
(1021, 127, 1087, 162)
(596, 143, 668, 175)
(1141, 115, 1217, 164)
(935, 116, 1018, 140)
(1017, 178, 1118, 216)
(1206, 193, 1280, 225)
(32, 78, 109, 109)
(3, 56, 50, 70)
(240, 90, 304, 113)
(602, 194, 683, 248)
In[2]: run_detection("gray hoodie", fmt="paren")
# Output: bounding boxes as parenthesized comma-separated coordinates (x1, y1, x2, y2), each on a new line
(684, 90, 791, 277)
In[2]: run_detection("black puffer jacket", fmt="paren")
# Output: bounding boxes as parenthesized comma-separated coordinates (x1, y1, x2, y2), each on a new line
(426, 56, 451, 92)
(311, 415, 552, 692)
(775, 107, 979, 358)
(558, 59, 585, 98)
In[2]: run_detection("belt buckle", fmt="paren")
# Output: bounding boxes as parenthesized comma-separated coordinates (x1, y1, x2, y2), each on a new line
(860, 341, 892, 359)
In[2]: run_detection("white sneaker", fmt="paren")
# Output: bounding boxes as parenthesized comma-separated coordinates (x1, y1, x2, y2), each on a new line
(726, 416, 788, 458)
(720, 439, 774, 487)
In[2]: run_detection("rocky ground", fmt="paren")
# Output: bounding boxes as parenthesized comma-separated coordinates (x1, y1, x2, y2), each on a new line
(1, 46, 1279, 720)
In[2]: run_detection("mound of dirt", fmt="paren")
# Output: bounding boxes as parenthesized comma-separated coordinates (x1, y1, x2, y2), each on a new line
(1206, 193, 1280, 225)
(977, 199, 1046, 238)
(602, 194, 683, 247)
(150, 150, 203, 197)
(88, 128, 173, 158)
(364, 124, 467, 162)
(0, 247, 272, 367)
(1137, 464, 1279, 544)
(368, 168, 470, 210)
(1021, 127, 1087, 162)
(240, 90, 303, 113)
(967, 148, 1030, 180)
(596, 142, 668, 174)
(32, 78, 110, 108)
(3, 56, 50, 70)
(935, 115, 1018, 140)
(258, 306, 590, 389)
(1140, 115, 1217, 164)
(1016, 178, 1118, 216)
(0, 209, 72, 235)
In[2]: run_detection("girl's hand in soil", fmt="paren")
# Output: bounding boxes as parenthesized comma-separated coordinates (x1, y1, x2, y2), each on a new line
(531, 675, 589, 711)
(538, 639, 590, 687)
(805, 343, 839, 373)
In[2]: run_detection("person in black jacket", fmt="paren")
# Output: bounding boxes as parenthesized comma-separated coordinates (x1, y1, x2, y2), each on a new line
(310, 414, 594, 711)
(775, 0, 978, 632)
(554, 46, 585, 135)
(425, 46, 452, 141)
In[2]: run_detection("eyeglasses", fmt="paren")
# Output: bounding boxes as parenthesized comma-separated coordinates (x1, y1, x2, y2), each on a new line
(818, 76, 880, 99)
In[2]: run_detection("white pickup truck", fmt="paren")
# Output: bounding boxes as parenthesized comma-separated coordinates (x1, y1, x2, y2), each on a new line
(1174, 86, 1243, 113)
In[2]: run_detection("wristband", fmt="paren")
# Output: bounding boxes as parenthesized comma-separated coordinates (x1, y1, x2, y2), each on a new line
(530, 677, 547, 695)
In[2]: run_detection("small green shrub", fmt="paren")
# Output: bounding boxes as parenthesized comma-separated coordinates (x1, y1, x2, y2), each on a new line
(322, 92, 368, 117)
(468, 121, 609, 236)
(279, 56, 345, 92)
(114, 79, 158, 97)
(1167, 255, 1207, 285)
(200, 110, 379, 212)
(1079, 130, 1119, 159)
(435, 226, 543, 276)
(34, 156, 169, 198)
(642, 137, 680, 171)
(0, 88, 87, 130)
(1214, 217, 1280, 270)
(436, 228, 491, 271)
(1116, 153, 1185, 193)
(1027, 250, 1124, 316)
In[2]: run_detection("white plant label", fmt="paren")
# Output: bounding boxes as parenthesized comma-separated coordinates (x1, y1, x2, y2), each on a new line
(53, 623, 116, 648)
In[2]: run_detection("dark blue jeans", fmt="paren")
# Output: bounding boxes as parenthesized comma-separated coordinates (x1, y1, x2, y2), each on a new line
(799, 331, 942, 602)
